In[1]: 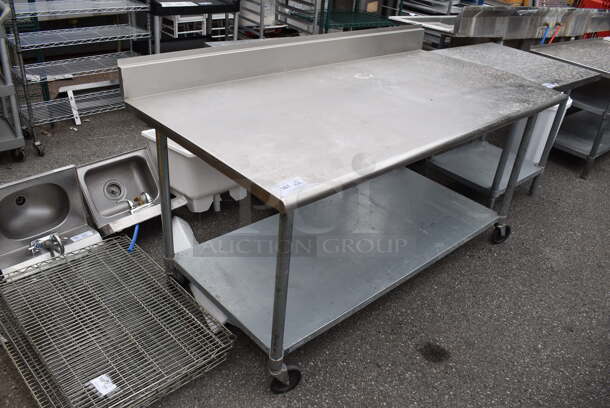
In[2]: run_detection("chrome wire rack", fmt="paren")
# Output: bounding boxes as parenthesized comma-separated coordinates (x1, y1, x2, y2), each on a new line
(13, 0, 149, 19)
(7, 25, 150, 51)
(0, 237, 234, 408)
(14, 51, 138, 84)
(22, 88, 124, 126)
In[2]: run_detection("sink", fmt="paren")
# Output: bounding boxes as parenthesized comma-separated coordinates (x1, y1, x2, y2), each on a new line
(77, 149, 161, 231)
(0, 166, 99, 273)
(0, 183, 70, 240)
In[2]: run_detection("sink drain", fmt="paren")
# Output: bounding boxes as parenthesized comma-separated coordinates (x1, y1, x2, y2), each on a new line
(103, 180, 125, 201)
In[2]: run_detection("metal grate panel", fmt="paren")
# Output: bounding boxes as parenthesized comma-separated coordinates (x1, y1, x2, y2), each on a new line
(21, 88, 125, 126)
(8, 25, 150, 50)
(15, 52, 138, 84)
(0, 237, 233, 408)
(14, 0, 149, 19)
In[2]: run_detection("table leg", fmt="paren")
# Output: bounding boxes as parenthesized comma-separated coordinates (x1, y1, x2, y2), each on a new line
(153, 15, 161, 54)
(488, 130, 514, 209)
(234, 12, 240, 40)
(499, 115, 537, 218)
(529, 97, 569, 195)
(268, 210, 301, 393)
(581, 112, 609, 179)
(156, 130, 181, 282)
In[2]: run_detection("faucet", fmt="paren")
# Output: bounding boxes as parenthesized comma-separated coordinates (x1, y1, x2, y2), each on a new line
(28, 233, 65, 257)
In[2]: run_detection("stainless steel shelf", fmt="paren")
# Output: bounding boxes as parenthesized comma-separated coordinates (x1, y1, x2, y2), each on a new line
(428, 140, 542, 195)
(22, 88, 124, 125)
(175, 168, 499, 353)
(401, 0, 462, 15)
(13, 0, 148, 19)
(15, 51, 137, 83)
(555, 111, 610, 159)
(8, 25, 150, 50)
(570, 80, 610, 117)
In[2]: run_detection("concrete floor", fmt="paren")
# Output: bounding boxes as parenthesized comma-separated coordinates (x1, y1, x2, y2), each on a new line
(0, 110, 608, 408)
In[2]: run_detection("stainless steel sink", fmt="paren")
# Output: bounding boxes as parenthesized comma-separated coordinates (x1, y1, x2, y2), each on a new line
(77, 149, 162, 233)
(0, 166, 100, 273)
(0, 183, 70, 240)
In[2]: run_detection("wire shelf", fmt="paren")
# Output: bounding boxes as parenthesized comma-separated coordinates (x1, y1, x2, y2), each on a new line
(0, 237, 234, 408)
(0, 303, 70, 408)
(314, 11, 399, 29)
(13, 0, 149, 19)
(8, 25, 150, 51)
(15, 51, 138, 84)
(22, 88, 125, 125)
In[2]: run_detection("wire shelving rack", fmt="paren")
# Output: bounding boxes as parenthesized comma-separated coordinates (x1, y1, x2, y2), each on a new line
(5, 0, 151, 156)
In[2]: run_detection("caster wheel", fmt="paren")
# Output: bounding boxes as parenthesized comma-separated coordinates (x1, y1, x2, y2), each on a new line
(491, 223, 511, 245)
(270, 366, 301, 394)
(35, 144, 45, 157)
(11, 148, 25, 162)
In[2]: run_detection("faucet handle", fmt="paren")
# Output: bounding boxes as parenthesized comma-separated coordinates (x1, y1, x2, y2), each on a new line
(28, 240, 42, 255)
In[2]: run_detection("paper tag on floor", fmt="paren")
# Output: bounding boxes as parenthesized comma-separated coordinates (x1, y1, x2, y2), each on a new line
(542, 82, 558, 89)
(271, 177, 307, 197)
(88, 374, 117, 396)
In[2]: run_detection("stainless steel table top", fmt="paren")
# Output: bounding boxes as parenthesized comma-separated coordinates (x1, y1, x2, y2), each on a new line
(531, 38, 610, 78)
(125, 48, 563, 212)
(436, 42, 600, 91)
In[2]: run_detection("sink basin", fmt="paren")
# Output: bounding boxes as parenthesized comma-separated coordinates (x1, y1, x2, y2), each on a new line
(77, 149, 160, 230)
(0, 183, 69, 240)
(0, 166, 97, 272)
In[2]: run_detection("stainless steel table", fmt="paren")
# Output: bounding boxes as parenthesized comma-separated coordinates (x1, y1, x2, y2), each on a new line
(119, 27, 565, 392)
(532, 38, 610, 177)
(429, 42, 600, 201)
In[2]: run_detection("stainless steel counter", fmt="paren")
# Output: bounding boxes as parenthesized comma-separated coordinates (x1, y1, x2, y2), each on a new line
(531, 38, 610, 79)
(122, 31, 563, 213)
(435, 42, 600, 91)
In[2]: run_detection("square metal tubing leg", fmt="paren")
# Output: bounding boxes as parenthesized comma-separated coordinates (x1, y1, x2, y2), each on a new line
(529, 98, 569, 195)
(498, 115, 538, 218)
(488, 123, 520, 209)
(581, 112, 609, 179)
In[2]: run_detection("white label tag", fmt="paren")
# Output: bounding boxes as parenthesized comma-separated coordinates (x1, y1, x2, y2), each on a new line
(70, 230, 95, 242)
(89, 374, 117, 396)
(161, 1, 198, 6)
(542, 82, 559, 89)
(272, 177, 307, 197)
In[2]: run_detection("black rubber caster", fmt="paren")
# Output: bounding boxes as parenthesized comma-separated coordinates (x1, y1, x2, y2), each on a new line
(35, 143, 45, 157)
(270, 366, 301, 394)
(491, 223, 511, 244)
(11, 148, 25, 162)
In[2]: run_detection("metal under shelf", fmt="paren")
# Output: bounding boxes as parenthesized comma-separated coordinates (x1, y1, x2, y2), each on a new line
(13, 0, 148, 19)
(14, 51, 137, 83)
(174, 168, 499, 353)
(22, 88, 124, 125)
(570, 80, 610, 117)
(554, 111, 610, 159)
(428, 140, 543, 196)
(8, 25, 150, 50)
